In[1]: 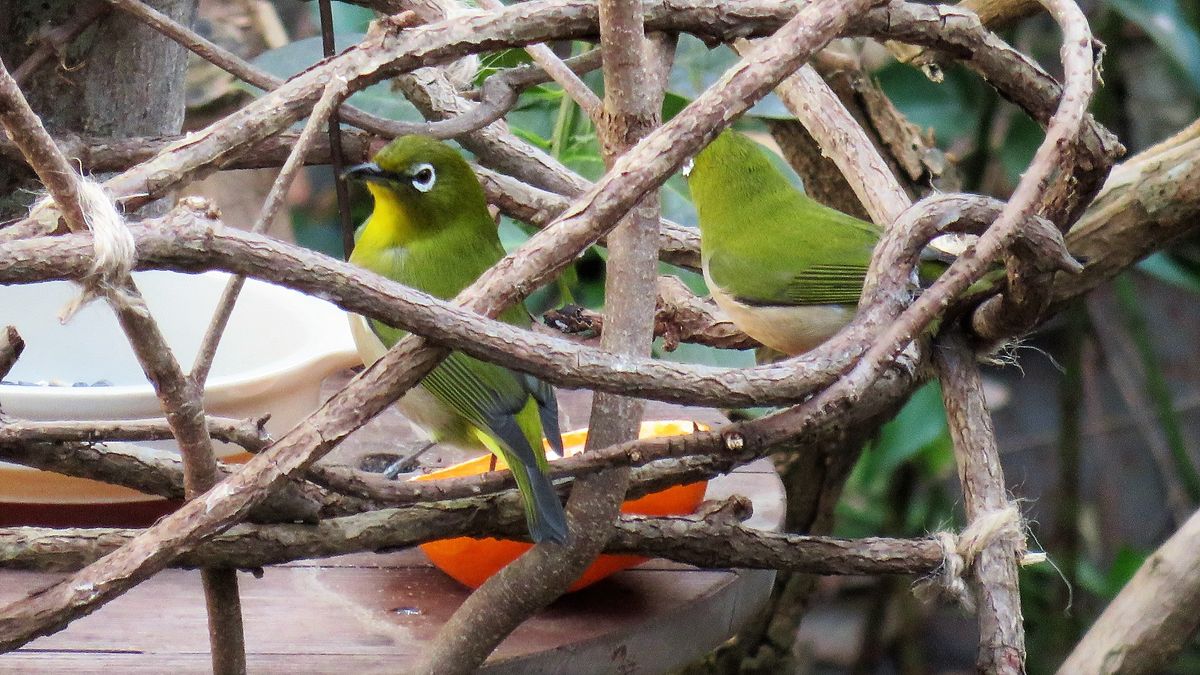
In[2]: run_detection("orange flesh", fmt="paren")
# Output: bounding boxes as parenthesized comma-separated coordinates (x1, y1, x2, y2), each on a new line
(415, 420, 709, 592)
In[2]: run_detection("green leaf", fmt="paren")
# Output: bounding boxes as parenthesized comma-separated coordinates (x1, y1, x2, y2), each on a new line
(867, 382, 950, 480)
(1109, 0, 1200, 93)
(999, 114, 1046, 186)
(1079, 546, 1148, 598)
(876, 62, 985, 145)
(475, 49, 534, 84)
(668, 34, 792, 119)
(1137, 251, 1200, 294)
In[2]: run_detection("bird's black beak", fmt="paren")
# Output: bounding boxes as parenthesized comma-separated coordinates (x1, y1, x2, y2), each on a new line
(342, 162, 386, 182)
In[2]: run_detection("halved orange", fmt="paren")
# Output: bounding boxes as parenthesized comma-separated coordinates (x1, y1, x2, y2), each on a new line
(415, 420, 709, 591)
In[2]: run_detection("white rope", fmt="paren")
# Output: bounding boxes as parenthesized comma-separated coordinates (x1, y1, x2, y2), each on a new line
(30, 178, 140, 322)
(915, 503, 1045, 611)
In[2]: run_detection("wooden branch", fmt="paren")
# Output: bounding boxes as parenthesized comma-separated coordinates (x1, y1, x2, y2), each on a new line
(0, 390, 834, 522)
(0, 130, 375, 173)
(848, 0, 1091, 404)
(0, 196, 1072, 409)
(732, 41, 911, 227)
(0, 511, 946, 578)
(1058, 505, 1200, 674)
(0, 415, 269, 452)
(0, 436, 349, 529)
(766, 118, 871, 220)
(889, 0, 1043, 74)
(935, 334, 1026, 673)
(812, 47, 960, 193)
(0, 326, 23, 381)
(1055, 129, 1200, 305)
(969, 0, 1103, 341)
(421, 2, 671, 667)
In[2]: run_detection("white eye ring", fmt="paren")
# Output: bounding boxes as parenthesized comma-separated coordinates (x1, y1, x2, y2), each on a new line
(411, 163, 436, 193)
(681, 157, 695, 177)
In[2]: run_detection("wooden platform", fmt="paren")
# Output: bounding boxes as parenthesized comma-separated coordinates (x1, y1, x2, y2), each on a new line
(1, 383, 785, 673)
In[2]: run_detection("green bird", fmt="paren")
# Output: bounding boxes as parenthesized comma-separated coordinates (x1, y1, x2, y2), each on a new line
(344, 135, 569, 544)
(686, 130, 945, 356)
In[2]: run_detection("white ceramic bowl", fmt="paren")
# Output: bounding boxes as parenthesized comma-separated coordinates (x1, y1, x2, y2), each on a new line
(0, 270, 360, 511)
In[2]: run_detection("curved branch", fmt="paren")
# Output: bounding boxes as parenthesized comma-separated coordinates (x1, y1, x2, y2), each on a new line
(0, 196, 1018, 408)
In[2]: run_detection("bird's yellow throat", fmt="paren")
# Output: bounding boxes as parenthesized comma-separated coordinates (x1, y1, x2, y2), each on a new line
(358, 183, 421, 249)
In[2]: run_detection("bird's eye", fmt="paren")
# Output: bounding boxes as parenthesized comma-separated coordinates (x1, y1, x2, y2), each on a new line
(411, 163, 436, 193)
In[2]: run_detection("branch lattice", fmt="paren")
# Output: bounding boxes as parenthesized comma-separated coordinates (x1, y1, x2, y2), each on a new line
(2, 0, 1198, 671)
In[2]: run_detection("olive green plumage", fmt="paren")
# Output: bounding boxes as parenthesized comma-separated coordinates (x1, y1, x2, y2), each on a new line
(687, 130, 945, 355)
(345, 135, 568, 544)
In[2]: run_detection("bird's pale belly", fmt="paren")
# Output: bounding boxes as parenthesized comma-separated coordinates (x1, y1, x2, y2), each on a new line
(347, 313, 459, 435)
(707, 283, 855, 356)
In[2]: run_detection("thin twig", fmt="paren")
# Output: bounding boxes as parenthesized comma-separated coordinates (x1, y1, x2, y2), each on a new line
(475, 0, 602, 119)
(190, 78, 349, 385)
(1088, 287, 1197, 519)
(316, 0, 357, 260)
(0, 129, 375, 173)
(0, 415, 269, 451)
(0, 437, 368, 523)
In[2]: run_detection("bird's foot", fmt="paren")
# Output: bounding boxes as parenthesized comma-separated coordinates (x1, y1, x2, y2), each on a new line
(381, 440, 438, 479)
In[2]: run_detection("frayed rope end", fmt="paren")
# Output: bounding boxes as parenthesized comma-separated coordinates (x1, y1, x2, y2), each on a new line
(32, 179, 139, 323)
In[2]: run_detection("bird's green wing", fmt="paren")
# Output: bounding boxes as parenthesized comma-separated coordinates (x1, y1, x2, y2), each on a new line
(421, 354, 535, 450)
(702, 187, 884, 307)
(421, 352, 569, 542)
(707, 242, 874, 307)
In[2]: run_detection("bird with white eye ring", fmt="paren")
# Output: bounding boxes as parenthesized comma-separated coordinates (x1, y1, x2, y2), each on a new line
(342, 135, 570, 545)
(411, 162, 436, 193)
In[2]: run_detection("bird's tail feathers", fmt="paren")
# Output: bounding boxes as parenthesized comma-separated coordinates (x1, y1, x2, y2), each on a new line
(473, 426, 569, 545)
(515, 462, 569, 545)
